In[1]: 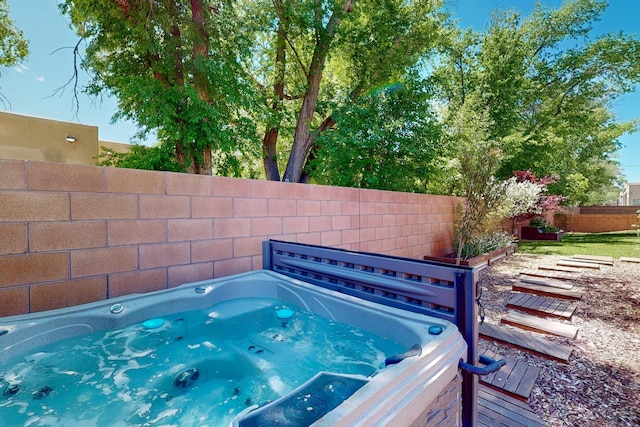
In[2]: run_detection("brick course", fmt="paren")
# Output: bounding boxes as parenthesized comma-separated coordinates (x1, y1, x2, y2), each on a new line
(0, 160, 458, 317)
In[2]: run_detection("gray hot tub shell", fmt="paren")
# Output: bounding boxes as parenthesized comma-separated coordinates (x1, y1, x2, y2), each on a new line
(0, 270, 466, 426)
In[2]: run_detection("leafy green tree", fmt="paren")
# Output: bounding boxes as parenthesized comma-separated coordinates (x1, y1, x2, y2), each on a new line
(247, 0, 447, 182)
(433, 0, 640, 200)
(61, 0, 447, 181)
(447, 93, 511, 263)
(309, 75, 443, 191)
(60, 0, 259, 174)
(0, 0, 28, 105)
(96, 144, 183, 172)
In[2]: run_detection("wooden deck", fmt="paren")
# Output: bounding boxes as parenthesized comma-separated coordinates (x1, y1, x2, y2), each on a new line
(479, 322, 573, 362)
(538, 264, 583, 273)
(501, 311, 579, 339)
(479, 348, 540, 401)
(512, 281, 583, 300)
(520, 269, 578, 281)
(556, 260, 601, 269)
(506, 294, 578, 319)
(478, 385, 546, 427)
(570, 254, 614, 266)
(519, 277, 574, 290)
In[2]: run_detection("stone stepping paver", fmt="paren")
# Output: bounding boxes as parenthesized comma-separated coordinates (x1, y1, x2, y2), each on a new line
(620, 257, 640, 263)
(501, 311, 579, 339)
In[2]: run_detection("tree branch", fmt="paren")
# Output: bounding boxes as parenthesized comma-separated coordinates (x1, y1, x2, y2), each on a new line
(46, 37, 84, 119)
(283, 32, 309, 78)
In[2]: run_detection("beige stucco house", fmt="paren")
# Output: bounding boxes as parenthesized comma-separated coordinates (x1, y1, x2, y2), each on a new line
(0, 111, 129, 165)
(619, 182, 640, 206)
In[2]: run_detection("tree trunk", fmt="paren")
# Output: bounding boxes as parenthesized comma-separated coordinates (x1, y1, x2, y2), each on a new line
(282, 0, 353, 183)
(262, 0, 288, 181)
(263, 129, 281, 181)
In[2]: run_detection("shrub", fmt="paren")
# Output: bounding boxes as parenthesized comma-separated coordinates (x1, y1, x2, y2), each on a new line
(454, 231, 514, 260)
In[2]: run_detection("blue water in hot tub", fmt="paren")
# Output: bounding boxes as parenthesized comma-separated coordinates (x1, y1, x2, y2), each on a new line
(0, 297, 405, 426)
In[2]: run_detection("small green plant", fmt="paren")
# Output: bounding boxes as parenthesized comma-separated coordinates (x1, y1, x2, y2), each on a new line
(454, 231, 514, 260)
(528, 216, 562, 233)
(528, 217, 546, 228)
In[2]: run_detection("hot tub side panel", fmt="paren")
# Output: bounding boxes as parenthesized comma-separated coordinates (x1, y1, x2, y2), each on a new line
(318, 328, 466, 427)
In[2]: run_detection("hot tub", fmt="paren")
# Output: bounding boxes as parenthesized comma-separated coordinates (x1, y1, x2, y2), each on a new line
(0, 270, 466, 426)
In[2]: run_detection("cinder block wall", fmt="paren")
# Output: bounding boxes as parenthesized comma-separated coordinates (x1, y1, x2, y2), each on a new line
(0, 159, 458, 317)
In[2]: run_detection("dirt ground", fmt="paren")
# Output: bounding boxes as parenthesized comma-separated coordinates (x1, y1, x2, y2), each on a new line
(479, 253, 640, 427)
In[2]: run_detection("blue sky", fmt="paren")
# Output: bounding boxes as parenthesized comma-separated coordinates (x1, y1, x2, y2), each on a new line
(2, 0, 639, 182)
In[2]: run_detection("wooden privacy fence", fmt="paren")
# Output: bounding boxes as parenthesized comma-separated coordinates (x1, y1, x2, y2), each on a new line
(555, 206, 638, 233)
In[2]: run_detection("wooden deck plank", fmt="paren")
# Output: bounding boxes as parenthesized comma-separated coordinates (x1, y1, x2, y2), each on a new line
(503, 360, 529, 394)
(490, 358, 517, 392)
(502, 311, 578, 338)
(542, 299, 562, 314)
(557, 260, 601, 269)
(478, 385, 546, 427)
(571, 254, 614, 265)
(520, 269, 578, 281)
(620, 256, 640, 263)
(479, 322, 573, 362)
(519, 276, 574, 290)
(538, 264, 583, 273)
(515, 365, 541, 400)
(508, 292, 528, 307)
(507, 294, 577, 319)
(512, 281, 582, 300)
(480, 348, 501, 384)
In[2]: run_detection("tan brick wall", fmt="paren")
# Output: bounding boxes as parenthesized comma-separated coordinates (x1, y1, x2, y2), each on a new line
(0, 159, 459, 317)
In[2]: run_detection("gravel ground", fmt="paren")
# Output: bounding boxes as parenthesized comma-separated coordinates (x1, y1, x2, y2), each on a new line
(479, 253, 640, 427)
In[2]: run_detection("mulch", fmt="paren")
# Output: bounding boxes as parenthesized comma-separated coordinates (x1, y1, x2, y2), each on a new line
(479, 253, 640, 426)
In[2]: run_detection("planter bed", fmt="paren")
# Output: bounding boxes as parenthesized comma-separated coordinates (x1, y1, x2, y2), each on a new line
(521, 226, 564, 241)
(424, 244, 517, 269)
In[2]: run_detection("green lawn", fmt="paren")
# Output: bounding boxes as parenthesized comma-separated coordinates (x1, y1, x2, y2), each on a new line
(517, 231, 640, 259)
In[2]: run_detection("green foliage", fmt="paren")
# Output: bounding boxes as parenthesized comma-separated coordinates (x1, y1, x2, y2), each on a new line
(95, 145, 184, 172)
(446, 93, 515, 262)
(248, 0, 448, 182)
(56, 0, 640, 199)
(0, 0, 28, 67)
(434, 0, 640, 202)
(453, 231, 514, 260)
(309, 75, 443, 192)
(0, 0, 28, 106)
(528, 216, 561, 232)
(59, 0, 449, 181)
(60, 0, 261, 174)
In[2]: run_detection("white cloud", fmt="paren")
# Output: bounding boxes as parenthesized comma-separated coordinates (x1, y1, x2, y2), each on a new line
(13, 64, 29, 74)
(36, 76, 45, 83)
